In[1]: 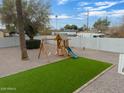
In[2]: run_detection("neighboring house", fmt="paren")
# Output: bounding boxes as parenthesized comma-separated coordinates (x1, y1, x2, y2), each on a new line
(4, 32, 10, 37)
(0, 28, 6, 37)
(77, 32, 105, 38)
(0, 31, 4, 38)
(0, 28, 10, 37)
(52, 30, 78, 36)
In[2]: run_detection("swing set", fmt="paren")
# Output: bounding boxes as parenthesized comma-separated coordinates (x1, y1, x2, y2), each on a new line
(38, 34, 70, 59)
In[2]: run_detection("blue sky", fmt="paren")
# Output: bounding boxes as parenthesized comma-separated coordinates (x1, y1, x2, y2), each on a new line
(50, 0, 124, 29)
(0, 0, 124, 29)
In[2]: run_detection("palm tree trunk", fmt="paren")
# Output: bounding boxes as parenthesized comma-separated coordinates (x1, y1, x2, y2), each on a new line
(16, 0, 28, 60)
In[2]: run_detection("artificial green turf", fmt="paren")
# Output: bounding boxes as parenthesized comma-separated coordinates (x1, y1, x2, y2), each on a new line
(0, 57, 112, 93)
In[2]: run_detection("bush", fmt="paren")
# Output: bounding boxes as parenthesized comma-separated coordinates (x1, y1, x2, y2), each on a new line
(26, 39, 41, 49)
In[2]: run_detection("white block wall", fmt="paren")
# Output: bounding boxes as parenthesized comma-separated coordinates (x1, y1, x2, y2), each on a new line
(0, 37, 19, 48)
(0, 36, 124, 54)
(69, 36, 124, 53)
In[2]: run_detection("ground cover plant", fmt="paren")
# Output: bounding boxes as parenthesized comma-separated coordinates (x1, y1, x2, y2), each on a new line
(0, 57, 112, 93)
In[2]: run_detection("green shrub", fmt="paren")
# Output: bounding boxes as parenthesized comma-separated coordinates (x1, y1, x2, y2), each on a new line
(26, 39, 41, 49)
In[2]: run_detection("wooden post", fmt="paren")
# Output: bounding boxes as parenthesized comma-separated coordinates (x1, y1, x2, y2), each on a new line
(118, 54, 124, 75)
(38, 40, 44, 59)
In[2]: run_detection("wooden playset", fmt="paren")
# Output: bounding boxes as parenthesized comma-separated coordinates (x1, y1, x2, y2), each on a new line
(38, 34, 69, 59)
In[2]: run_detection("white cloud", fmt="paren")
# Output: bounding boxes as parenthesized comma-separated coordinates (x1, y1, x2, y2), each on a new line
(79, 0, 124, 11)
(80, 9, 124, 17)
(93, 0, 124, 11)
(82, 2, 117, 11)
(72, 17, 84, 20)
(95, 1, 115, 6)
(58, 15, 72, 19)
(109, 10, 124, 17)
(57, 0, 79, 5)
(77, 1, 116, 11)
(89, 11, 107, 16)
(80, 11, 107, 16)
(78, 2, 90, 7)
(50, 14, 84, 20)
(92, 1, 119, 11)
(92, 2, 116, 11)
(120, 0, 124, 3)
(57, 0, 69, 5)
(83, 7, 93, 10)
(50, 14, 72, 19)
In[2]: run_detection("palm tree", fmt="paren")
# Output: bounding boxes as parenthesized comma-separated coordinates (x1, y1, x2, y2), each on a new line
(16, 0, 28, 60)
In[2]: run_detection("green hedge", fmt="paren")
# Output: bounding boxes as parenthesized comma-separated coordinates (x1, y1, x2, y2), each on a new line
(26, 39, 41, 49)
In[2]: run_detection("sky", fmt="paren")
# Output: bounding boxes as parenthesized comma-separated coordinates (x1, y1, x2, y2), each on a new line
(0, 0, 124, 29)
(50, 0, 124, 29)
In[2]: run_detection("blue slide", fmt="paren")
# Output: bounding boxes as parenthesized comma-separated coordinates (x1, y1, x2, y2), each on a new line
(66, 47, 78, 59)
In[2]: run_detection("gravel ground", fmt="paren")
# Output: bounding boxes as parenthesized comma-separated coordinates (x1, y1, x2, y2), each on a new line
(0, 47, 64, 77)
(73, 48, 124, 93)
(0, 47, 124, 93)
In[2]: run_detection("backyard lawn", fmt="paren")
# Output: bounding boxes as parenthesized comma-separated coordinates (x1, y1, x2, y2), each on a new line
(0, 57, 112, 93)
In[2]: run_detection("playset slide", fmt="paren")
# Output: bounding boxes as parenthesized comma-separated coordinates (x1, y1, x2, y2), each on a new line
(66, 47, 78, 59)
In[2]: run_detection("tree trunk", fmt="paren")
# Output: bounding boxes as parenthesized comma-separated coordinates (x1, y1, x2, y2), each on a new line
(16, 0, 28, 60)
